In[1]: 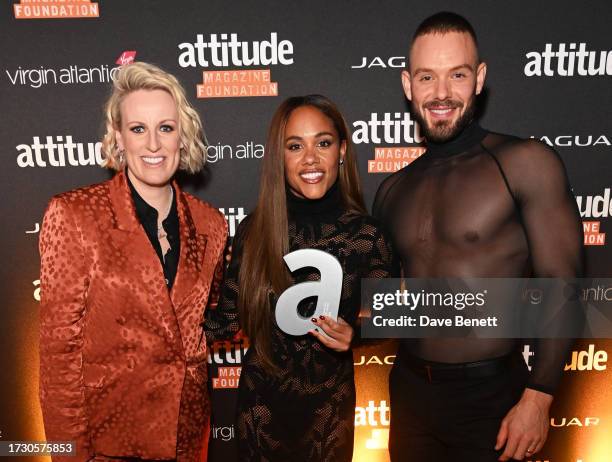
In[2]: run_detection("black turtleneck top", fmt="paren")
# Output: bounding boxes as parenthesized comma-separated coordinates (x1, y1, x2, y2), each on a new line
(373, 121, 584, 395)
(205, 182, 398, 461)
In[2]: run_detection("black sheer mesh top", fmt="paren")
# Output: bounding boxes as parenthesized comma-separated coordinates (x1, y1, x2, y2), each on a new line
(206, 181, 399, 343)
(205, 182, 398, 460)
(373, 122, 584, 395)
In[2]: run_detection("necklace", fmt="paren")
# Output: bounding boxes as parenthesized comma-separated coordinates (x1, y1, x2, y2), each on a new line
(157, 186, 173, 240)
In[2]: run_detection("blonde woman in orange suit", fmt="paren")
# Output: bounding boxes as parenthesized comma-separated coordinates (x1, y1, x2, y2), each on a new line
(39, 62, 227, 461)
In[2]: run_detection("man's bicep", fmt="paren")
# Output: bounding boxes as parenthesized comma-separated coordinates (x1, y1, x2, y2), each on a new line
(514, 142, 583, 277)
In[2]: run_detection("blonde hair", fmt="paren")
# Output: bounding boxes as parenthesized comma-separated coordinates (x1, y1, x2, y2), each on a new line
(101, 62, 207, 173)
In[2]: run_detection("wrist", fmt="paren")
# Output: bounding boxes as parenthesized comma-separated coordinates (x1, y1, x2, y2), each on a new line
(522, 387, 554, 409)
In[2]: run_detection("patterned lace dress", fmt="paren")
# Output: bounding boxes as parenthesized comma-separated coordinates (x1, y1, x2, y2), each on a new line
(205, 183, 398, 461)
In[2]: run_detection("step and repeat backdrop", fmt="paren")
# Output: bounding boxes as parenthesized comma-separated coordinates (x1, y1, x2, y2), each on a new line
(1, 1, 611, 461)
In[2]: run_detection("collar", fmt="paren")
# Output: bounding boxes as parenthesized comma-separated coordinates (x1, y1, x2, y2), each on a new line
(126, 171, 177, 227)
(109, 170, 183, 232)
(425, 121, 488, 158)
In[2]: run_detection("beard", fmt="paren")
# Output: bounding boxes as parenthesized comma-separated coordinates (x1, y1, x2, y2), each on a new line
(412, 94, 477, 144)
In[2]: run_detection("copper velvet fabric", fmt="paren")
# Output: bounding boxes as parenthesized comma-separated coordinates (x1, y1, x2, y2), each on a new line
(39, 171, 227, 462)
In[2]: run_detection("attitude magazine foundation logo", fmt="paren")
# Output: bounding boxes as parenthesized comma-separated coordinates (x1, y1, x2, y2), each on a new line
(208, 338, 249, 389)
(576, 188, 611, 246)
(352, 112, 426, 173)
(177, 33, 294, 98)
(14, 0, 99, 19)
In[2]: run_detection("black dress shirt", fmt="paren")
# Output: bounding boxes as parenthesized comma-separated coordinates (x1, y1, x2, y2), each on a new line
(127, 175, 180, 289)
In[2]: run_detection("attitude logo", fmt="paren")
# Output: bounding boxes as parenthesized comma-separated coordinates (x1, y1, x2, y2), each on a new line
(564, 344, 607, 371)
(26, 222, 40, 234)
(576, 188, 610, 246)
(219, 207, 247, 238)
(352, 112, 425, 173)
(33, 279, 40, 302)
(14, 0, 99, 19)
(16, 136, 103, 168)
(177, 33, 294, 98)
(524, 43, 612, 77)
(355, 400, 391, 451)
(522, 344, 534, 371)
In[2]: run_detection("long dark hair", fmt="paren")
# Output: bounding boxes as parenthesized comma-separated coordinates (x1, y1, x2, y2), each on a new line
(238, 95, 366, 372)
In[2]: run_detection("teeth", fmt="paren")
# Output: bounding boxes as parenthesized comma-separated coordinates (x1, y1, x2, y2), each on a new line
(430, 108, 452, 115)
(142, 157, 163, 165)
(300, 172, 323, 180)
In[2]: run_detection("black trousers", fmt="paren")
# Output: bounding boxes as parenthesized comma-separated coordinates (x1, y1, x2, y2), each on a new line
(388, 352, 529, 462)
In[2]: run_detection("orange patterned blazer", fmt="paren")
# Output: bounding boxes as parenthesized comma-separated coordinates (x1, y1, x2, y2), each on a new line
(39, 171, 227, 461)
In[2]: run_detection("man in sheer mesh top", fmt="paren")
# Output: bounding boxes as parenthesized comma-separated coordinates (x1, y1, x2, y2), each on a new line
(373, 12, 584, 462)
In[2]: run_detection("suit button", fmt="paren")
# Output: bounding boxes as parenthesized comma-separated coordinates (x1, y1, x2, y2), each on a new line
(126, 356, 136, 370)
(116, 316, 126, 325)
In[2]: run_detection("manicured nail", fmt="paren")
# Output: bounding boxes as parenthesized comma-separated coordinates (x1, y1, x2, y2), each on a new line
(311, 317, 317, 323)
(319, 315, 326, 320)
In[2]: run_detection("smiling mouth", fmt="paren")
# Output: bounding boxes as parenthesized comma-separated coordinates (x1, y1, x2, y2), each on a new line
(429, 108, 453, 115)
(142, 156, 164, 165)
(426, 106, 459, 120)
(424, 99, 463, 120)
(300, 171, 324, 183)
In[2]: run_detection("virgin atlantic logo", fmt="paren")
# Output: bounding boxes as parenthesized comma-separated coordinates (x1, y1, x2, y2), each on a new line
(116, 51, 137, 66)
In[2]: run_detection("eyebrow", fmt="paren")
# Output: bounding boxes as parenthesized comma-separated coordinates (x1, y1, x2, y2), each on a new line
(126, 118, 178, 125)
(285, 131, 335, 142)
(413, 64, 474, 75)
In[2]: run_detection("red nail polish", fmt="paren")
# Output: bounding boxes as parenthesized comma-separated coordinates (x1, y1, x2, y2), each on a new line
(319, 315, 325, 320)
(311, 317, 317, 323)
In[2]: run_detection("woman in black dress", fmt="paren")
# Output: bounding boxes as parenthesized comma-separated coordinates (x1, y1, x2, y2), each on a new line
(206, 95, 397, 461)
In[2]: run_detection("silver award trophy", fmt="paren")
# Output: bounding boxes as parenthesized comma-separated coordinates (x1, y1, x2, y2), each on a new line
(275, 249, 343, 337)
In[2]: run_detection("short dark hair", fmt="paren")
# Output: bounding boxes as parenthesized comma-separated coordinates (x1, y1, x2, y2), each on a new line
(409, 12, 480, 64)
